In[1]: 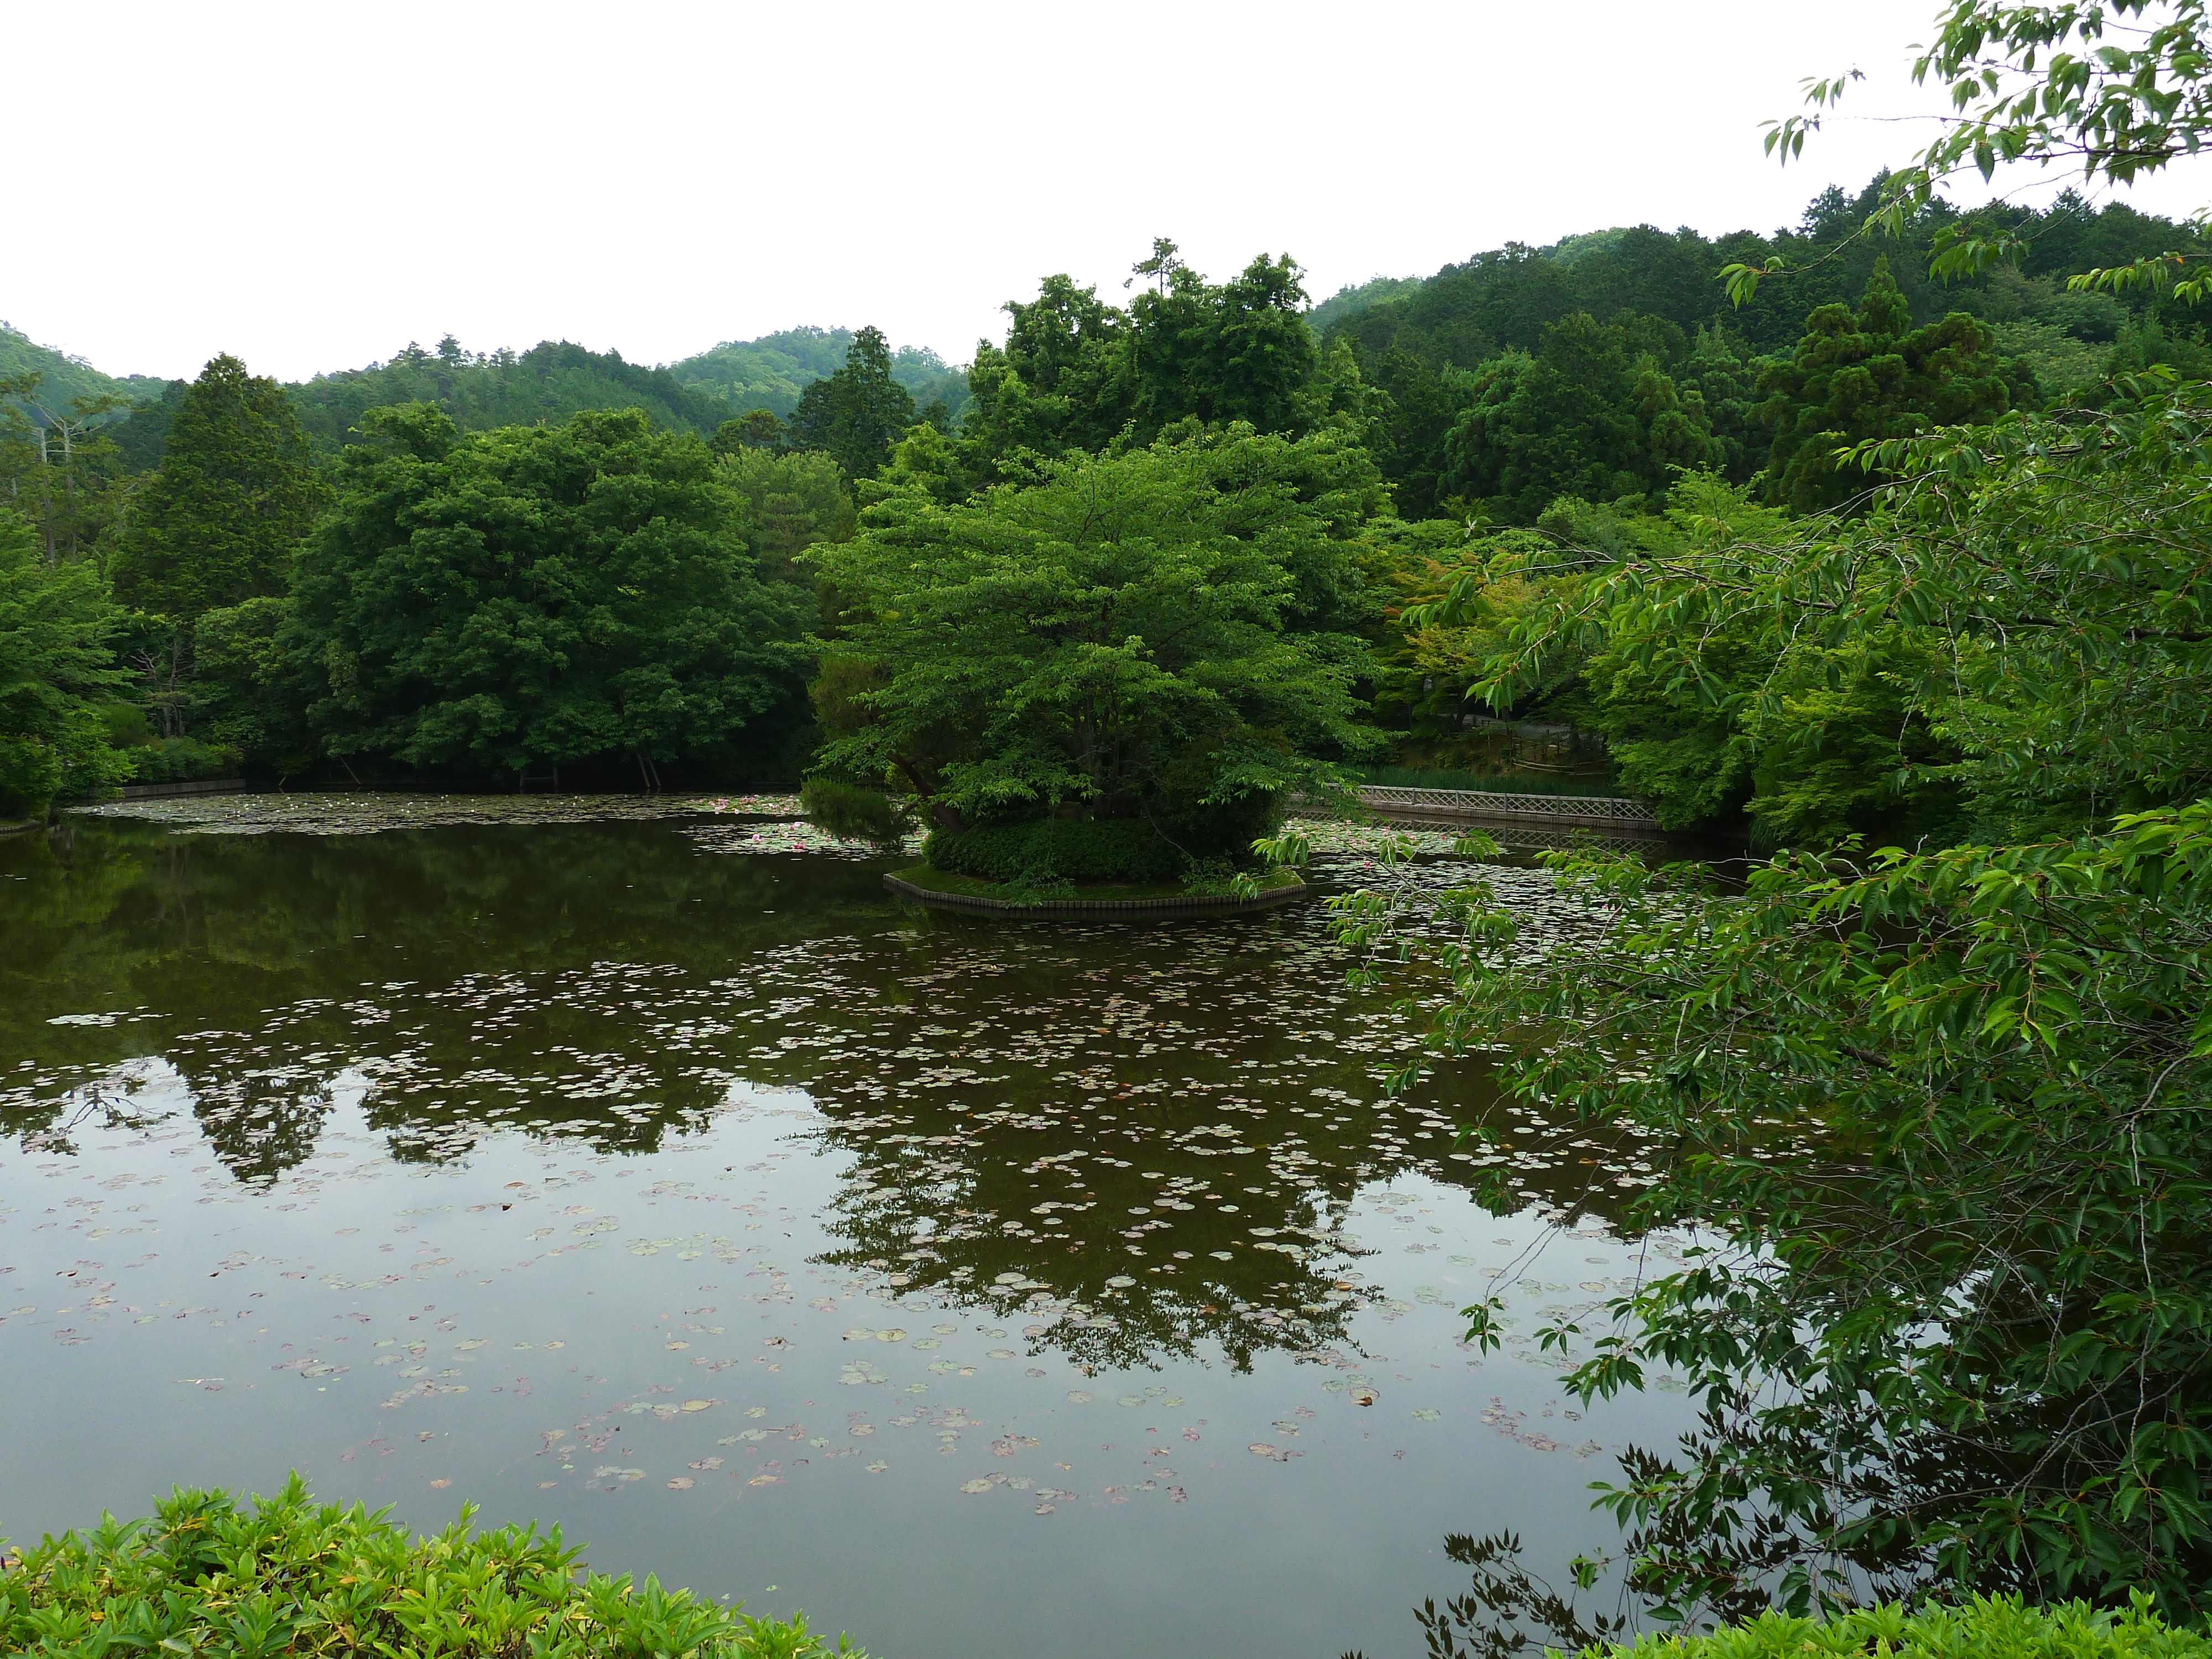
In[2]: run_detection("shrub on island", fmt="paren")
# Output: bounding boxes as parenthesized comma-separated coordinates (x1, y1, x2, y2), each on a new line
(799, 777, 909, 843)
(924, 803, 1274, 888)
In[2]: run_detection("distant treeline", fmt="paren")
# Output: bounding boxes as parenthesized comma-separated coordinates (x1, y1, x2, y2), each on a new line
(7, 170, 2212, 833)
(1, 324, 971, 468)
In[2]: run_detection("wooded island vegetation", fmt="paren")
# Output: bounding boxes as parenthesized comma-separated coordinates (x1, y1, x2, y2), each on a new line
(7, 0, 2212, 1636)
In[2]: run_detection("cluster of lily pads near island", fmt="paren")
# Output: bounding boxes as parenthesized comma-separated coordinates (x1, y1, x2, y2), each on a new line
(8, 2, 2212, 1655)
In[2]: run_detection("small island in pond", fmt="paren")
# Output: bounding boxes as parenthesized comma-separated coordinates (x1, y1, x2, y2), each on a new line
(884, 862, 1307, 916)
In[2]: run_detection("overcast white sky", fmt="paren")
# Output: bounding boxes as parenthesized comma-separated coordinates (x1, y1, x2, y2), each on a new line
(10, 0, 2209, 384)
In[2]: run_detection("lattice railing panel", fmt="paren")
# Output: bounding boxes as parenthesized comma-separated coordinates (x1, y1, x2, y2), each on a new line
(1358, 785, 1659, 826)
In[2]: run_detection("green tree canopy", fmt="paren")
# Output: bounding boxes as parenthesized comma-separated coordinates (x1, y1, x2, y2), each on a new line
(717, 445, 854, 577)
(804, 424, 1386, 846)
(957, 246, 1341, 481)
(285, 339, 737, 453)
(786, 327, 917, 481)
(1440, 312, 1724, 521)
(292, 404, 811, 782)
(711, 409, 789, 453)
(108, 354, 330, 622)
(1348, 385, 2212, 1619)
(1757, 257, 2022, 512)
(0, 509, 130, 816)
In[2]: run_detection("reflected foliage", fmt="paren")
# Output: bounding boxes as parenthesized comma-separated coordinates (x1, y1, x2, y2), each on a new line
(0, 808, 1669, 1369)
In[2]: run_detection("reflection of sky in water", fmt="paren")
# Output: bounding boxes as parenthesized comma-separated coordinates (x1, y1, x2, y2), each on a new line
(0, 803, 1702, 1659)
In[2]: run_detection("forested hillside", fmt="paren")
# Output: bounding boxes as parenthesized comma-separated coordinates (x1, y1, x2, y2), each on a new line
(2, 328, 969, 468)
(6, 163, 2212, 842)
(0, 322, 168, 411)
(9, 0, 2212, 1641)
(1321, 183, 2210, 516)
(282, 337, 738, 451)
(667, 326, 970, 420)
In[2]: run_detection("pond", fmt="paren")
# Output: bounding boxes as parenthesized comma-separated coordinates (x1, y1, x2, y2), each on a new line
(0, 795, 1704, 1659)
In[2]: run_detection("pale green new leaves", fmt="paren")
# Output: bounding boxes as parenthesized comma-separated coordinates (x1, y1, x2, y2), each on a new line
(804, 423, 1386, 830)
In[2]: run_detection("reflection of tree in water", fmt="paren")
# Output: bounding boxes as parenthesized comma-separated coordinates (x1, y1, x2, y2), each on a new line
(186, 1066, 334, 1186)
(794, 1069, 1431, 1369)
(9, 1061, 174, 1157)
(1385, 1421, 1942, 1659)
(1397, 1531, 1632, 1659)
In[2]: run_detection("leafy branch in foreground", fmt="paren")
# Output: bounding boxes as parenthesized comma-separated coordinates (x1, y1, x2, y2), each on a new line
(1724, 1, 2212, 305)
(1308, 394, 2212, 1625)
(1418, 393, 2212, 841)
(0, 1473, 862, 1657)
(1320, 802, 2212, 1623)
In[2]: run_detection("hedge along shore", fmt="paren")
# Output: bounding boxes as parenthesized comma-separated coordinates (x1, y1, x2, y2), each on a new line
(1576, 1595, 2211, 1659)
(0, 1476, 865, 1658)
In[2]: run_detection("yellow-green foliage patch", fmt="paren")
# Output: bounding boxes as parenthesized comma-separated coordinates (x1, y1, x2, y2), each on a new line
(1587, 1598, 2211, 1659)
(0, 1474, 864, 1658)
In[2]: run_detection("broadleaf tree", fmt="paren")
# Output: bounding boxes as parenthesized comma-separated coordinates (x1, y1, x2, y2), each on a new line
(293, 404, 812, 785)
(805, 422, 1388, 858)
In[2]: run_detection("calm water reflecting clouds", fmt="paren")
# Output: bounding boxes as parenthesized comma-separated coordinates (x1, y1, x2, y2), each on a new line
(0, 797, 1700, 1659)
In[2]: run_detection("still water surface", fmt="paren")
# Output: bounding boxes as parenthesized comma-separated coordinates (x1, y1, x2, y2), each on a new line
(0, 796, 1698, 1659)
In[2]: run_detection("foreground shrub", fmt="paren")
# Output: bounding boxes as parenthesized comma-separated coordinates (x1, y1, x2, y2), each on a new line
(0, 1474, 863, 1658)
(1583, 1596, 2210, 1659)
(800, 777, 908, 842)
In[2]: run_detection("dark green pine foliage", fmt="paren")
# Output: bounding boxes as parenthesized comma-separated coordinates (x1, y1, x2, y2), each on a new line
(711, 409, 789, 453)
(1361, 347, 1467, 520)
(294, 405, 811, 781)
(108, 378, 190, 472)
(108, 355, 330, 623)
(1757, 257, 2020, 513)
(785, 327, 917, 481)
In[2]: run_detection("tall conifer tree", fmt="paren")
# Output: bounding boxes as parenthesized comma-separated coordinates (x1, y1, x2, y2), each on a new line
(109, 355, 328, 622)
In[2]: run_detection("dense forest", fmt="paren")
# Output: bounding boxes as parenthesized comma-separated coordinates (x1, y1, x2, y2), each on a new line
(6, 173, 2210, 834)
(8, 0, 2212, 1627)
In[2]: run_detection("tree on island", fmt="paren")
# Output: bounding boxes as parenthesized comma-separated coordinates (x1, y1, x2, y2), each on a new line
(805, 422, 1386, 873)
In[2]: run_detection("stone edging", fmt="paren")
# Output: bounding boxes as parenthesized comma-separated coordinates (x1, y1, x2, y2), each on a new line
(883, 872, 1308, 917)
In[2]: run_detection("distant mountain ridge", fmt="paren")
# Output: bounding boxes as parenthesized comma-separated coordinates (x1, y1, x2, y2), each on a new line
(665, 326, 969, 418)
(0, 321, 171, 412)
(1, 324, 975, 463)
